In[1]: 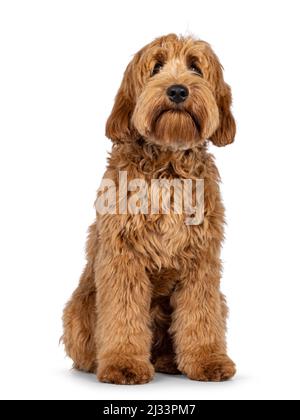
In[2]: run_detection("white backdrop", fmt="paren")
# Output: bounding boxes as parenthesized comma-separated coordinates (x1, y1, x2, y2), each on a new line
(1, 0, 300, 400)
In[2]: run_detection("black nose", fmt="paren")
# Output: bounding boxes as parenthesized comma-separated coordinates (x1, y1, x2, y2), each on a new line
(167, 84, 189, 103)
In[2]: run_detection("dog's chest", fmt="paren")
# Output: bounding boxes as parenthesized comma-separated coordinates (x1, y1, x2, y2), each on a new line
(121, 176, 204, 266)
(140, 212, 192, 265)
(147, 212, 187, 242)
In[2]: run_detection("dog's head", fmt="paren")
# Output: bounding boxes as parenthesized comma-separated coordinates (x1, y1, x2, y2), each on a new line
(106, 34, 235, 150)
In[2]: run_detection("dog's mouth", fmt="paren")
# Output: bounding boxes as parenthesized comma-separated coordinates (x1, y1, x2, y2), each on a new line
(149, 108, 202, 149)
(153, 109, 201, 133)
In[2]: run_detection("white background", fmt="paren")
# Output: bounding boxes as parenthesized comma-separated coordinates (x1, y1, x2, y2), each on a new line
(0, 0, 300, 400)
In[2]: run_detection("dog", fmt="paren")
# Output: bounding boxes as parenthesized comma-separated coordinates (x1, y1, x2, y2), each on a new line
(63, 34, 236, 384)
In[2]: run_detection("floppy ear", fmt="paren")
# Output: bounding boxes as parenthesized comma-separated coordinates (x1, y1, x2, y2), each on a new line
(105, 61, 137, 142)
(210, 82, 236, 147)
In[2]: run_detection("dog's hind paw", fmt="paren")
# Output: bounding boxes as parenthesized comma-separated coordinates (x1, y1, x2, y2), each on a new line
(153, 354, 181, 375)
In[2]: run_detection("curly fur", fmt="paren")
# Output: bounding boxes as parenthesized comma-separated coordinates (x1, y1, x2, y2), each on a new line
(63, 34, 236, 384)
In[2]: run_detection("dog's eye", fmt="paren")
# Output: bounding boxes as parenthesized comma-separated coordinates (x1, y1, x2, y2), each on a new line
(151, 62, 163, 76)
(190, 63, 203, 77)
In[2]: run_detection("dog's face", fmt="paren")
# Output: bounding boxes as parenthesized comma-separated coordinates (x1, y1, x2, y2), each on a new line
(106, 34, 235, 150)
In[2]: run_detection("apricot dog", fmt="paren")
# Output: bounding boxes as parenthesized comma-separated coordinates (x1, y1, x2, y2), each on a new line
(63, 34, 236, 384)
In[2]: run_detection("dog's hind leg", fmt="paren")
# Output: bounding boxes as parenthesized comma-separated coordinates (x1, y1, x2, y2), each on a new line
(151, 296, 180, 374)
(62, 222, 98, 373)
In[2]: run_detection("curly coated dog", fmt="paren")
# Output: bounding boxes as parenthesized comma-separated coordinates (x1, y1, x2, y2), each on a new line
(63, 34, 236, 384)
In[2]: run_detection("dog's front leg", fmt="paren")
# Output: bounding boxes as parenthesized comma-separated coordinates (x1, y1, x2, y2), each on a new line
(170, 252, 236, 382)
(95, 249, 154, 385)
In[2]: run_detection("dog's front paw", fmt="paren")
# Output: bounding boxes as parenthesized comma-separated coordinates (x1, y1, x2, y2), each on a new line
(97, 357, 154, 385)
(181, 353, 236, 382)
